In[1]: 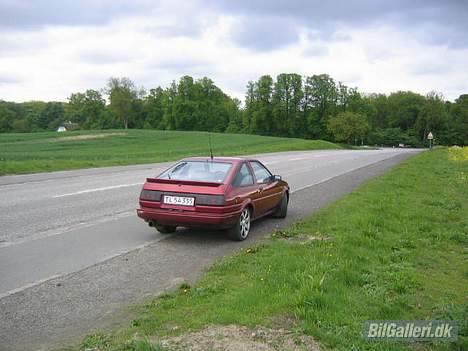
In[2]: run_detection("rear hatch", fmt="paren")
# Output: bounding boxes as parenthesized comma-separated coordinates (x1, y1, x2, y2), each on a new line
(140, 178, 227, 211)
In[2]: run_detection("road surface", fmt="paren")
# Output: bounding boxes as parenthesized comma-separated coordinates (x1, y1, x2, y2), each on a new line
(0, 148, 420, 350)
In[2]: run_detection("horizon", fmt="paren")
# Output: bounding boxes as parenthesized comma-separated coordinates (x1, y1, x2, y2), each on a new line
(1, 73, 465, 105)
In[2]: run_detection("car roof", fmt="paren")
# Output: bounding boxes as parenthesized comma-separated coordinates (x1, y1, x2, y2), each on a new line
(182, 156, 252, 163)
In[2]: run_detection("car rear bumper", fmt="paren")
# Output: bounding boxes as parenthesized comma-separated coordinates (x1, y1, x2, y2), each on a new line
(137, 206, 240, 228)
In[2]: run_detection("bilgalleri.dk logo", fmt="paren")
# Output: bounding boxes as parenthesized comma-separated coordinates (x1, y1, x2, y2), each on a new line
(363, 320, 458, 341)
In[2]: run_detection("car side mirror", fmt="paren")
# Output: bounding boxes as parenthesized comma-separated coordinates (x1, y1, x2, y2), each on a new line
(272, 175, 282, 182)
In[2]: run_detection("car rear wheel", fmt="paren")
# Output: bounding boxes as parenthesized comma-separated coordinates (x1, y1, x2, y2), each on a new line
(228, 207, 251, 241)
(155, 224, 177, 234)
(272, 193, 288, 218)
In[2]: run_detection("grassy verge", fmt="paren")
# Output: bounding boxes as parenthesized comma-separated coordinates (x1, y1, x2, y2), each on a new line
(0, 129, 339, 175)
(77, 148, 466, 351)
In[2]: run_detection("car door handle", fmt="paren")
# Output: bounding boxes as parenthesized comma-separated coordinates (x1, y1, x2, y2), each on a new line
(257, 187, 264, 193)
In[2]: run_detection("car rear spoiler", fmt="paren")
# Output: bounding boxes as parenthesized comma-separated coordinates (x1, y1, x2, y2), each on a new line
(146, 178, 223, 187)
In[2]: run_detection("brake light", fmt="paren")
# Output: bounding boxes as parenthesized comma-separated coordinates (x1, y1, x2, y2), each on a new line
(140, 189, 162, 201)
(196, 194, 225, 206)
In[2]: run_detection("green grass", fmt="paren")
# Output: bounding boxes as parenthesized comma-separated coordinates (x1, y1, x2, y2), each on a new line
(73, 148, 467, 350)
(0, 129, 339, 175)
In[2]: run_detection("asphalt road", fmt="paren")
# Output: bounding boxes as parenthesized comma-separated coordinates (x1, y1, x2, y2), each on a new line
(0, 148, 420, 350)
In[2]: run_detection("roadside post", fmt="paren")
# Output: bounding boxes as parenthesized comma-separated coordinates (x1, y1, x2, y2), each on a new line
(427, 132, 434, 150)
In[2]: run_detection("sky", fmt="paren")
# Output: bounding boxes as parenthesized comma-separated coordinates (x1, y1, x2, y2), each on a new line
(0, 0, 467, 102)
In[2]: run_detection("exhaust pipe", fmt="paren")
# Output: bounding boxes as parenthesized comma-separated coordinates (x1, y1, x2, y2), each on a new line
(148, 221, 154, 227)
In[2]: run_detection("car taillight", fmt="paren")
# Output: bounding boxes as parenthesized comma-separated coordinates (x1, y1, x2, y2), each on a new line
(196, 194, 225, 206)
(140, 189, 162, 201)
(140, 190, 224, 206)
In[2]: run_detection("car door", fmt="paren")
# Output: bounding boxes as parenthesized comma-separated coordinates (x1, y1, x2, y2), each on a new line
(249, 161, 283, 215)
(230, 162, 259, 215)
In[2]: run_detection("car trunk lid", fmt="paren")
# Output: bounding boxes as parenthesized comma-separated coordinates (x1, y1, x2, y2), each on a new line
(140, 178, 227, 209)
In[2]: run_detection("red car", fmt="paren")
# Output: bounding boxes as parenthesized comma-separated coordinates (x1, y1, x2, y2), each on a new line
(137, 157, 289, 240)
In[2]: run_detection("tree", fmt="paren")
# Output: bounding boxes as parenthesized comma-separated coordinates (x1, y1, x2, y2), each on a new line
(415, 92, 449, 144)
(160, 81, 177, 130)
(38, 102, 64, 130)
(0, 102, 15, 132)
(272, 73, 303, 137)
(144, 87, 165, 129)
(173, 75, 196, 130)
(252, 75, 274, 135)
(336, 82, 349, 112)
(67, 89, 106, 128)
(448, 94, 468, 145)
(243, 81, 256, 133)
(0, 71, 465, 147)
(106, 77, 138, 129)
(327, 111, 369, 144)
(225, 98, 243, 133)
(366, 93, 389, 130)
(386, 91, 425, 131)
(305, 74, 337, 138)
(194, 77, 229, 132)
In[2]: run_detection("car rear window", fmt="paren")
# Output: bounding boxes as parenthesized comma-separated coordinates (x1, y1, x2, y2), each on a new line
(158, 161, 232, 183)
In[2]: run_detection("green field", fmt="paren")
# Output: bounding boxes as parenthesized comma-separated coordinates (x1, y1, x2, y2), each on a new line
(76, 148, 467, 351)
(0, 130, 339, 175)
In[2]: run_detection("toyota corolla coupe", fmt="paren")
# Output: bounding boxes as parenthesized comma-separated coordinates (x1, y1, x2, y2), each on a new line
(137, 157, 289, 240)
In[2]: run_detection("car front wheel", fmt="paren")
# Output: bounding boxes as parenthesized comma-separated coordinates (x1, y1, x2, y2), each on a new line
(228, 207, 251, 241)
(272, 193, 288, 218)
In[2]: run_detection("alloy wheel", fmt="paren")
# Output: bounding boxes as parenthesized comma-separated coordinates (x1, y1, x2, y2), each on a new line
(239, 208, 251, 239)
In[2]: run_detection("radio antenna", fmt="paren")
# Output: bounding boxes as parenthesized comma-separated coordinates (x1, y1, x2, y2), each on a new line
(209, 133, 214, 160)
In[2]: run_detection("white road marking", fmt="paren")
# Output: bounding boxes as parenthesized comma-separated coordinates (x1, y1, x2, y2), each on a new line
(0, 211, 135, 248)
(290, 157, 306, 161)
(0, 237, 168, 298)
(52, 183, 142, 198)
(289, 153, 406, 194)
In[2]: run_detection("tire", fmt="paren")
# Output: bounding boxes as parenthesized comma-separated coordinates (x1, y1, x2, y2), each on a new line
(272, 193, 288, 218)
(155, 224, 177, 234)
(227, 207, 251, 241)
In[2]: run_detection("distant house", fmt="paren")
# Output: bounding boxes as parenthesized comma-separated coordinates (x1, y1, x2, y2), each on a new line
(56, 121, 79, 132)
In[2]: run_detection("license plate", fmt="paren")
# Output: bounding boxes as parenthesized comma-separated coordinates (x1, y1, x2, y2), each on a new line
(163, 195, 195, 206)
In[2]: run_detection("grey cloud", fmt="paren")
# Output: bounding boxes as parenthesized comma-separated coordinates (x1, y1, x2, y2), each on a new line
(80, 51, 132, 65)
(331, 32, 352, 42)
(409, 62, 451, 76)
(0, 0, 205, 43)
(365, 47, 397, 64)
(231, 16, 299, 51)
(146, 58, 211, 75)
(145, 20, 202, 39)
(0, 38, 30, 57)
(2, 0, 467, 51)
(302, 44, 328, 57)
(208, 0, 468, 50)
(0, 0, 154, 29)
(0, 73, 21, 85)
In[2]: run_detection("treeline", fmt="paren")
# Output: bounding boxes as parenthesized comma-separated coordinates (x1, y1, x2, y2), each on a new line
(0, 74, 466, 146)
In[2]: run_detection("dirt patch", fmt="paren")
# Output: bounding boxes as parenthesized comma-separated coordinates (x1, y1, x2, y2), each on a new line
(53, 132, 127, 141)
(286, 235, 331, 244)
(156, 325, 320, 351)
(272, 231, 331, 244)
